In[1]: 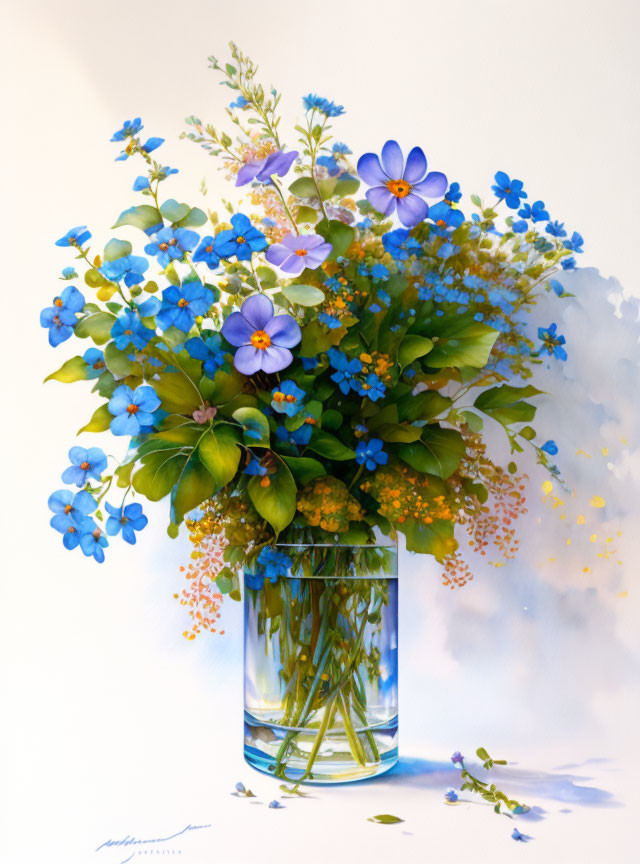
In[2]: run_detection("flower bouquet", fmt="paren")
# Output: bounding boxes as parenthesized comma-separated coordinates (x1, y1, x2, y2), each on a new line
(43, 43, 580, 784)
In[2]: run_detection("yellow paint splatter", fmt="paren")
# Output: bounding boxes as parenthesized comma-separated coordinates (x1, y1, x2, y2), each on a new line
(542, 480, 553, 496)
(566, 538, 572, 545)
(582, 567, 592, 573)
(590, 534, 598, 543)
(577, 514, 586, 525)
(618, 591, 628, 598)
(602, 448, 609, 457)
(576, 449, 592, 458)
(621, 437, 629, 446)
(590, 496, 606, 508)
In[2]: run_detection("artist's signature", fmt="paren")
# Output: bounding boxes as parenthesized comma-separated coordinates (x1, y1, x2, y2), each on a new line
(96, 823, 211, 862)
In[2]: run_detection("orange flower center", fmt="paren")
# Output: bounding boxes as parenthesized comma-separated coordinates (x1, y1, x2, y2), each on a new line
(124, 328, 133, 335)
(273, 391, 285, 402)
(436, 219, 447, 227)
(68, 526, 77, 534)
(386, 179, 411, 198)
(127, 404, 139, 414)
(54, 298, 64, 307)
(80, 461, 90, 470)
(178, 298, 189, 307)
(92, 529, 101, 540)
(295, 249, 308, 256)
(205, 245, 214, 253)
(159, 242, 169, 251)
(251, 330, 271, 350)
(64, 504, 73, 514)
(237, 236, 246, 244)
(285, 394, 297, 403)
(168, 238, 177, 246)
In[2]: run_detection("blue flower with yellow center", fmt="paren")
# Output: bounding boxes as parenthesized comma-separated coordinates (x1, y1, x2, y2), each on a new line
(61, 446, 107, 487)
(105, 502, 148, 545)
(156, 282, 214, 332)
(491, 171, 527, 209)
(48, 489, 97, 549)
(271, 380, 305, 416)
(213, 214, 267, 261)
(108, 384, 161, 436)
(40, 285, 86, 347)
(538, 323, 567, 361)
(111, 309, 155, 350)
(355, 438, 388, 471)
(145, 226, 199, 268)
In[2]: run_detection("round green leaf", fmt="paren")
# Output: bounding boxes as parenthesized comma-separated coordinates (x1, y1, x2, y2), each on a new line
(282, 283, 325, 307)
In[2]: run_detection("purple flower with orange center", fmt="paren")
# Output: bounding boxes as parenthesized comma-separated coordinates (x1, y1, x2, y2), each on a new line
(222, 294, 301, 375)
(357, 140, 447, 227)
(266, 233, 332, 276)
(235, 149, 298, 186)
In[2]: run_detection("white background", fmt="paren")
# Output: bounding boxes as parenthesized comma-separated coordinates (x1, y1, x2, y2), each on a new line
(2, 1, 639, 862)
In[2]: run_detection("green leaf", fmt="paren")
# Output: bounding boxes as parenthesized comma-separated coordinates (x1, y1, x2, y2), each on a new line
(377, 424, 423, 443)
(77, 404, 112, 434)
(171, 456, 216, 524)
(115, 461, 134, 489)
(176, 206, 207, 229)
(307, 430, 355, 461)
(45, 356, 88, 383)
(104, 342, 137, 378)
(215, 566, 239, 595)
(395, 427, 466, 479)
(256, 266, 277, 286)
(474, 384, 542, 426)
(300, 319, 349, 356)
(232, 407, 270, 447)
(398, 335, 433, 367)
(402, 517, 457, 561)
(153, 371, 202, 414)
(247, 460, 297, 534)
(334, 176, 360, 197)
(519, 425, 536, 440)
(282, 283, 325, 307)
(198, 425, 241, 489)
(289, 177, 317, 198)
(295, 206, 318, 225)
(321, 409, 342, 432)
(427, 320, 499, 369)
(316, 218, 355, 259)
(476, 747, 491, 762)
(368, 814, 405, 824)
(203, 366, 246, 406)
(282, 455, 326, 484)
(103, 238, 132, 262)
(461, 410, 484, 432)
(74, 312, 116, 345)
(397, 390, 451, 423)
(133, 450, 188, 501)
(160, 199, 190, 223)
(112, 204, 163, 233)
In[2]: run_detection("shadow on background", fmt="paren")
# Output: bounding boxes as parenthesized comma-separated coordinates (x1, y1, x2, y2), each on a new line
(370, 755, 622, 817)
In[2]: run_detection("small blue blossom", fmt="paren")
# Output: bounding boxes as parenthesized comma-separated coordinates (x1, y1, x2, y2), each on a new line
(511, 219, 528, 234)
(83, 347, 106, 379)
(40, 285, 86, 347)
(356, 373, 386, 401)
(48, 489, 97, 549)
(271, 380, 305, 416)
(518, 200, 549, 222)
(185, 332, 226, 377)
(301, 356, 318, 371)
(511, 828, 533, 843)
(561, 256, 577, 271)
(491, 171, 527, 209)
(133, 176, 150, 191)
(328, 348, 362, 394)
(276, 424, 313, 447)
(100, 254, 149, 287)
(141, 136, 164, 154)
(444, 790, 458, 803)
(105, 501, 148, 544)
(156, 282, 214, 332)
(382, 228, 422, 260)
(193, 235, 221, 270)
(319, 312, 343, 329)
(538, 323, 567, 361)
(61, 267, 77, 280)
(244, 458, 267, 476)
(214, 213, 267, 261)
(563, 231, 584, 253)
(79, 522, 108, 563)
(303, 94, 345, 117)
(546, 220, 567, 238)
(257, 547, 292, 582)
(108, 384, 161, 436)
(229, 96, 248, 109)
(268, 800, 284, 809)
(111, 118, 143, 142)
(371, 263, 390, 281)
(111, 310, 155, 351)
(444, 181, 462, 204)
(451, 752, 464, 767)
(548, 279, 564, 296)
(369, 304, 382, 313)
(144, 226, 199, 267)
(377, 289, 391, 306)
(541, 440, 558, 455)
(318, 141, 352, 175)
(55, 226, 91, 248)
(61, 446, 107, 487)
(355, 438, 388, 471)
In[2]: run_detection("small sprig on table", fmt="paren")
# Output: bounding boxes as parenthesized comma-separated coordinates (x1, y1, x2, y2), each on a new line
(451, 748, 530, 815)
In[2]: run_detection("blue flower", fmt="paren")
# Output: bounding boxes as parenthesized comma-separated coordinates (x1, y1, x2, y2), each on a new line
(355, 438, 388, 471)
(108, 384, 161, 436)
(518, 200, 549, 222)
(444, 790, 458, 803)
(144, 226, 199, 267)
(257, 546, 292, 581)
(229, 95, 248, 109)
(213, 214, 267, 261)
(563, 231, 584, 253)
(268, 800, 284, 809)
(184, 332, 226, 377)
(444, 181, 462, 204)
(318, 312, 343, 329)
(356, 373, 386, 401)
(546, 220, 567, 238)
(548, 279, 564, 296)
(541, 440, 558, 455)
(382, 228, 422, 260)
(141, 137, 164, 154)
(377, 289, 391, 306)
(328, 348, 362, 394)
(61, 267, 77, 280)
(193, 235, 221, 270)
(111, 118, 143, 142)
(561, 256, 577, 271)
(538, 323, 567, 361)
(133, 176, 150, 191)
(48, 489, 97, 548)
(451, 752, 464, 767)
(276, 424, 313, 447)
(511, 829, 532, 843)
(100, 254, 149, 287)
(302, 94, 345, 117)
(40, 285, 86, 347)
(301, 356, 318, 371)
(317, 142, 352, 176)
(244, 457, 267, 476)
(61, 446, 107, 487)
(271, 380, 305, 416)
(491, 172, 527, 209)
(105, 501, 148, 544)
(371, 263, 390, 281)
(55, 226, 91, 247)
(157, 282, 214, 332)
(369, 304, 382, 313)
(83, 347, 106, 379)
(511, 219, 528, 234)
(111, 309, 155, 350)
(79, 523, 108, 563)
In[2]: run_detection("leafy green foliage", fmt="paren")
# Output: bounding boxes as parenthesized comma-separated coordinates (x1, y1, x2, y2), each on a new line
(247, 460, 297, 534)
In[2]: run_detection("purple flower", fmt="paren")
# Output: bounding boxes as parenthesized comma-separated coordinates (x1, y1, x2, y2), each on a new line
(266, 233, 332, 276)
(222, 294, 301, 375)
(451, 752, 464, 767)
(357, 140, 447, 227)
(235, 150, 298, 187)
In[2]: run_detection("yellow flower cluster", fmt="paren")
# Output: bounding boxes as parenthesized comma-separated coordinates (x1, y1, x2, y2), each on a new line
(361, 460, 454, 527)
(297, 476, 363, 533)
(358, 351, 392, 382)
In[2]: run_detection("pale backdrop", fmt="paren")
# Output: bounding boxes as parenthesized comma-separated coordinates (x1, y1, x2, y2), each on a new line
(2, 1, 639, 862)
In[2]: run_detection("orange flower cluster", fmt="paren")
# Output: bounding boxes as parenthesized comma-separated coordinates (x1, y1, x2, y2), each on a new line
(297, 476, 363, 533)
(361, 460, 454, 527)
(358, 351, 392, 383)
(175, 506, 227, 639)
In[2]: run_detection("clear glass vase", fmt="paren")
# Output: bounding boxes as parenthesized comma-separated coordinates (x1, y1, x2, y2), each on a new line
(243, 542, 398, 784)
